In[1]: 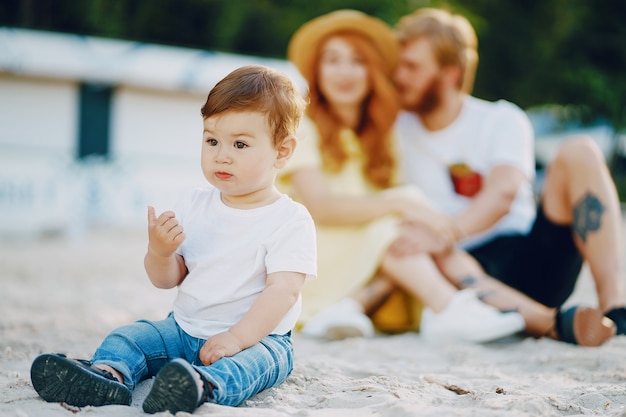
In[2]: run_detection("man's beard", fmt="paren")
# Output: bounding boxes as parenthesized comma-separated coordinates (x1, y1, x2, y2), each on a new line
(408, 75, 442, 116)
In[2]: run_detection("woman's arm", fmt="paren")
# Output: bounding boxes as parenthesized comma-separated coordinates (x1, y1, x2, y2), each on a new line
(290, 167, 406, 225)
(290, 167, 453, 233)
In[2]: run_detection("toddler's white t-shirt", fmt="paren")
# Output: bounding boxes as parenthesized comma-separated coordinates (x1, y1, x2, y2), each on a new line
(172, 186, 317, 339)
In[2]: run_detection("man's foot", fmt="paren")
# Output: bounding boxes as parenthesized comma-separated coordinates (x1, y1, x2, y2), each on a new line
(420, 289, 526, 343)
(143, 359, 210, 414)
(605, 307, 626, 335)
(550, 306, 616, 346)
(300, 298, 375, 340)
(30, 353, 131, 407)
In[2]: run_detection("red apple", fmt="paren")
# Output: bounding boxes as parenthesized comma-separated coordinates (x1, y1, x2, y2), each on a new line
(449, 163, 482, 197)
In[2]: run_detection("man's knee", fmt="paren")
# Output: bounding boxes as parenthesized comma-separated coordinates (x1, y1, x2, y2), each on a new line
(554, 135, 606, 170)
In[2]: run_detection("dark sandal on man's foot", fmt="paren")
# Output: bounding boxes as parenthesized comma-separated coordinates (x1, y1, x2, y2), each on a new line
(552, 306, 616, 346)
(604, 307, 626, 335)
(30, 353, 131, 407)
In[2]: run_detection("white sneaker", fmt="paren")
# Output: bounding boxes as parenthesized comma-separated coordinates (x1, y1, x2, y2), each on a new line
(420, 289, 525, 343)
(300, 298, 375, 340)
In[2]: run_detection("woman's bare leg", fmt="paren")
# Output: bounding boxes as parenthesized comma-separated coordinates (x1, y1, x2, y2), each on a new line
(380, 248, 526, 342)
(350, 275, 397, 316)
(380, 251, 457, 313)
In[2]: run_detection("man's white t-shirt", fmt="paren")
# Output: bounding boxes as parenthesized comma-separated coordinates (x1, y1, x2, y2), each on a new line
(172, 186, 317, 339)
(395, 96, 537, 249)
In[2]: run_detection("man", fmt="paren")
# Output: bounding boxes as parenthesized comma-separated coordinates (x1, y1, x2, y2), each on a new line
(392, 8, 626, 336)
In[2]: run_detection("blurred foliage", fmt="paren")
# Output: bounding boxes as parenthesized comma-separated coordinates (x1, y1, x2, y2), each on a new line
(1, 0, 624, 130)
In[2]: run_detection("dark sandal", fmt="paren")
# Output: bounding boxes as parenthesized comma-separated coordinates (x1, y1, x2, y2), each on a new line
(30, 353, 131, 407)
(142, 358, 212, 414)
(604, 307, 626, 335)
(552, 306, 616, 346)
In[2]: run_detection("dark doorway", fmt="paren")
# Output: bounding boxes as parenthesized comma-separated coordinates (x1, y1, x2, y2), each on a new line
(78, 83, 113, 160)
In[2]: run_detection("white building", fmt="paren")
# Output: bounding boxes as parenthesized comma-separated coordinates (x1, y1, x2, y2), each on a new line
(0, 27, 305, 238)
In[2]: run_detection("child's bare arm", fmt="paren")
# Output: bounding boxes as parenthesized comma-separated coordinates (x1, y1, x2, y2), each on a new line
(199, 271, 306, 365)
(144, 206, 187, 289)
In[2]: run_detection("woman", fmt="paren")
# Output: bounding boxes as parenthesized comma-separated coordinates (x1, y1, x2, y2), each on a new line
(278, 10, 525, 343)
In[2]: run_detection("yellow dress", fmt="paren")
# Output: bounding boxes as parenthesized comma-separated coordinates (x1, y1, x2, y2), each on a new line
(277, 117, 421, 332)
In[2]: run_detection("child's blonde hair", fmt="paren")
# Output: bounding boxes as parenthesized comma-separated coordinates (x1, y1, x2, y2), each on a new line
(201, 65, 308, 147)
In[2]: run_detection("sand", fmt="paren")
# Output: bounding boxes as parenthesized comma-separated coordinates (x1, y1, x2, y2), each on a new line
(1, 226, 625, 417)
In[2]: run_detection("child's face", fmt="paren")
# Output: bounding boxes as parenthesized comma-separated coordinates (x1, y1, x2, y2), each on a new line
(202, 111, 285, 207)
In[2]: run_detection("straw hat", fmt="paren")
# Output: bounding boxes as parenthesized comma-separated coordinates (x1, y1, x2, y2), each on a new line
(287, 9, 399, 77)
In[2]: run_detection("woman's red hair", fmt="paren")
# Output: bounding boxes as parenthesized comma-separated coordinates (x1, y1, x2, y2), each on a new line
(303, 32, 400, 189)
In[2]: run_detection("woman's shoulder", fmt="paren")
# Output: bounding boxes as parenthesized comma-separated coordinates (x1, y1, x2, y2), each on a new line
(290, 116, 323, 160)
(296, 116, 320, 141)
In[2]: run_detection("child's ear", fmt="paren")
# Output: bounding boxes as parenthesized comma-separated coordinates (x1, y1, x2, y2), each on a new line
(274, 135, 296, 169)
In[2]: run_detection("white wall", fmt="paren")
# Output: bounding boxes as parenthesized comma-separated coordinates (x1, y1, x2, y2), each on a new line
(0, 77, 207, 239)
(0, 75, 77, 153)
(112, 86, 204, 160)
(110, 85, 209, 215)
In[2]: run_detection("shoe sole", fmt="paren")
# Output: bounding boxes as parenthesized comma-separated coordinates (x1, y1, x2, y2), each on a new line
(572, 307, 616, 347)
(142, 359, 200, 414)
(30, 354, 131, 407)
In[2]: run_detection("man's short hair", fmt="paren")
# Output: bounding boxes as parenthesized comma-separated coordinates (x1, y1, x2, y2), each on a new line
(396, 8, 478, 94)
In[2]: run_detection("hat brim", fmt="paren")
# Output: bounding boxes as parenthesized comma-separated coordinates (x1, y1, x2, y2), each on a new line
(288, 9, 398, 79)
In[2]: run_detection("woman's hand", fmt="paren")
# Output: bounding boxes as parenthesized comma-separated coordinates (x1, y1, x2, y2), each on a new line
(388, 221, 454, 257)
(382, 188, 455, 240)
(403, 203, 454, 238)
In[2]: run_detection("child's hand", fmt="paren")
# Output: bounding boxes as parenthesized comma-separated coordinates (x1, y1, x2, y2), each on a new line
(147, 206, 186, 258)
(199, 331, 243, 365)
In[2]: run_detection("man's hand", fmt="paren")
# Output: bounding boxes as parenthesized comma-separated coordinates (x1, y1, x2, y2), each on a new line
(199, 331, 243, 365)
(147, 206, 186, 257)
(384, 188, 456, 241)
(406, 208, 456, 244)
(388, 222, 453, 257)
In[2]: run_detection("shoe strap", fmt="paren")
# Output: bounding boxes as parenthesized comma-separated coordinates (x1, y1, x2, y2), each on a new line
(605, 307, 626, 321)
(553, 307, 577, 344)
(196, 371, 213, 404)
(75, 357, 119, 382)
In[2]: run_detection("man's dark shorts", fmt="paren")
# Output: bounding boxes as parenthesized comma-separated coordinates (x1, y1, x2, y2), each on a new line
(468, 204, 583, 308)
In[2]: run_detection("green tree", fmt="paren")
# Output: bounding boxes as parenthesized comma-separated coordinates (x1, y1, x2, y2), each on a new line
(2, 0, 624, 129)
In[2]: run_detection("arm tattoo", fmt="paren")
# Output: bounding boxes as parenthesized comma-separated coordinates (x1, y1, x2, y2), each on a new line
(459, 275, 520, 313)
(573, 192, 605, 243)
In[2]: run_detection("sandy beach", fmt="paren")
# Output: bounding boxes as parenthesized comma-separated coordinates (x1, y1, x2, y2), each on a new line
(1, 225, 625, 417)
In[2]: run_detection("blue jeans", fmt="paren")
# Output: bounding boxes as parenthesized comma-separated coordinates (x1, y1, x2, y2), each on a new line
(91, 313, 294, 407)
